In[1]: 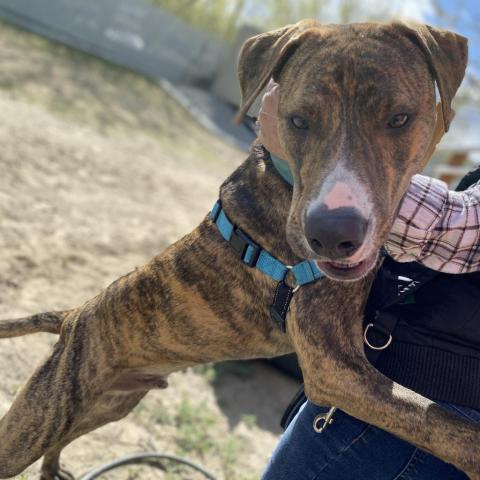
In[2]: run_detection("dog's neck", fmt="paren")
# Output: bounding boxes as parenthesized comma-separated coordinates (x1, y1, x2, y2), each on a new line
(219, 145, 298, 265)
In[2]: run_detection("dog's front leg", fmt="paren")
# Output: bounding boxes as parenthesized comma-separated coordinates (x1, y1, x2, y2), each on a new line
(307, 359, 480, 479)
(289, 292, 480, 479)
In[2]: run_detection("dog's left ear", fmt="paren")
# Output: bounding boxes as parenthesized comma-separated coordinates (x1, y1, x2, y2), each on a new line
(394, 22, 468, 132)
(235, 20, 319, 123)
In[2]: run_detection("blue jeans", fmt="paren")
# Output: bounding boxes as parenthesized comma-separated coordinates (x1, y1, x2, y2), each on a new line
(262, 401, 480, 480)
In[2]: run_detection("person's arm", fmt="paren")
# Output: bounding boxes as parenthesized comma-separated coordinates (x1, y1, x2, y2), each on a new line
(386, 174, 480, 273)
(257, 80, 480, 273)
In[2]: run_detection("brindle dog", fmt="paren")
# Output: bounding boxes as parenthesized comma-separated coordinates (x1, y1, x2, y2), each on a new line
(0, 20, 478, 480)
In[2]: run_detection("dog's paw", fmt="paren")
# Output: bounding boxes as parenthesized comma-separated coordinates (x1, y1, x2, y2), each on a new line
(40, 468, 75, 480)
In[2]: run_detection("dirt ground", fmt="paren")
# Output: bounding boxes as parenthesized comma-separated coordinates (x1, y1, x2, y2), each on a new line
(0, 21, 299, 480)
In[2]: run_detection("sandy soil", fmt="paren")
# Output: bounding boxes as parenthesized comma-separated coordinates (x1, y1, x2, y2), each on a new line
(0, 21, 298, 480)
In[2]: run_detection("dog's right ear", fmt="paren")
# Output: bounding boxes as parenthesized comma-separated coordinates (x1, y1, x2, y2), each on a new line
(235, 21, 317, 123)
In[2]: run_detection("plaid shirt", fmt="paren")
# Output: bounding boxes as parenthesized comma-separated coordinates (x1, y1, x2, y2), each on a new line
(386, 175, 480, 273)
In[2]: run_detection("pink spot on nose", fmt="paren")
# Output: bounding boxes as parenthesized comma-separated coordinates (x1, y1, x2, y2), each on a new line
(323, 182, 357, 210)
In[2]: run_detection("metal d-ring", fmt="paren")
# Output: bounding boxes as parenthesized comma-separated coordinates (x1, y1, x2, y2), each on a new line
(363, 323, 393, 350)
(285, 266, 301, 293)
(313, 406, 337, 433)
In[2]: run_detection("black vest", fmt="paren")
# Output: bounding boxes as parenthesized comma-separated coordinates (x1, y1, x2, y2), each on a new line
(364, 165, 480, 408)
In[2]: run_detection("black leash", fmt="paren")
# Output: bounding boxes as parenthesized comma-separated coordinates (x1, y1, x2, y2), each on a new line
(79, 452, 217, 480)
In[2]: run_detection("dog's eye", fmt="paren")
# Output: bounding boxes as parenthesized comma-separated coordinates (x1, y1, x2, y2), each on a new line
(388, 113, 410, 129)
(290, 116, 309, 130)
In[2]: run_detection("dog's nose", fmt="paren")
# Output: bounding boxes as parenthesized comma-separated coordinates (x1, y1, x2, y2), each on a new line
(305, 205, 369, 259)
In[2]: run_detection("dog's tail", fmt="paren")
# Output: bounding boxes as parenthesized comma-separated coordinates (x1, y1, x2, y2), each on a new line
(0, 310, 69, 338)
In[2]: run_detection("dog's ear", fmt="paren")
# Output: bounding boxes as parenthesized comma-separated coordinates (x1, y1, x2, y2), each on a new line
(235, 20, 318, 123)
(395, 22, 468, 132)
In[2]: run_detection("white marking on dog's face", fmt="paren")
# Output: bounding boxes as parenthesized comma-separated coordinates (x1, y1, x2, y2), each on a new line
(307, 160, 373, 217)
(305, 159, 376, 261)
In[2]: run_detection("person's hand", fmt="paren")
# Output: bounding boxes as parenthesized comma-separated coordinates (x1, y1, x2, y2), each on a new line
(257, 79, 288, 159)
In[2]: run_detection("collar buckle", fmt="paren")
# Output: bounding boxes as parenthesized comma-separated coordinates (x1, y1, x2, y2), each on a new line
(230, 228, 261, 267)
(285, 266, 300, 293)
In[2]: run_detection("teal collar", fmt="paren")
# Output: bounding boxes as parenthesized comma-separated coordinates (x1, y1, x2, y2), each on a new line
(210, 200, 325, 331)
(270, 153, 294, 186)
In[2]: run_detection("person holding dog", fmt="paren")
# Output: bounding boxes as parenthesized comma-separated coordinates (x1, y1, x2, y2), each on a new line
(258, 79, 480, 480)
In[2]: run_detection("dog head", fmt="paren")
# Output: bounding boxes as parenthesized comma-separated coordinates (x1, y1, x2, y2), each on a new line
(237, 20, 467, 281)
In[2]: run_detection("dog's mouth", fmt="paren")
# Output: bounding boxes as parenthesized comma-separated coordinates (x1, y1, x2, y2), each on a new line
(317, 250, 379, 281)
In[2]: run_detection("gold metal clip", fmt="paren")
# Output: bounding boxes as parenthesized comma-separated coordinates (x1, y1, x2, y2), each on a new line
(313, 406, 337, 433)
